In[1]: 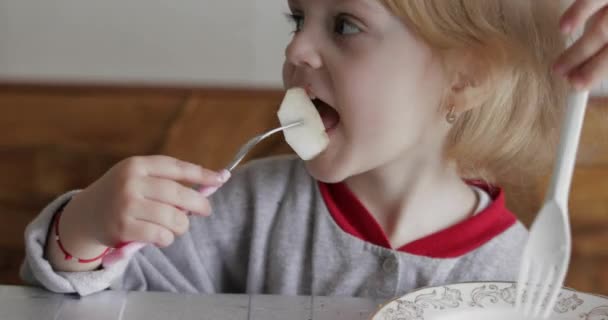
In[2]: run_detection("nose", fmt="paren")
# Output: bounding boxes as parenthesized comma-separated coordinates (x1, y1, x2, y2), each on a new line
(285, 31, 323, 70)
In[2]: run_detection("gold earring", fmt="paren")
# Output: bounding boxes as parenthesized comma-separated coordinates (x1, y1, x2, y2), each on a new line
(446, 105, 457, 124)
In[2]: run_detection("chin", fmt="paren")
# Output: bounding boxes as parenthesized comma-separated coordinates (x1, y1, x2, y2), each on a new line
(303, 153, 350, 183)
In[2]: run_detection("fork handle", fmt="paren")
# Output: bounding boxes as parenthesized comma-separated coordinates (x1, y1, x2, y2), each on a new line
(545, 90, 590, 207)
(197, 185, 220, 197)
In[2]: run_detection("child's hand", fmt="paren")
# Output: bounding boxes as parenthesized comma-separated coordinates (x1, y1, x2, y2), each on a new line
(61, 156, 229, 249)
(554, 0, 608, 90)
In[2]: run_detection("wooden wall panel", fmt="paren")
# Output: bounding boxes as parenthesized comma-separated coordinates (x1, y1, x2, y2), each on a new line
(578, 99, 608, 165)
(0, 87, 186, 154)
(570, 167, 608, 229)
(161, 90, 292, 170)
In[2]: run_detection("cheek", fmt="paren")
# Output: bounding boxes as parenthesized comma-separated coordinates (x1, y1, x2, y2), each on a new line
(337, 57, 443, 145)
(338, 60, 420, 124)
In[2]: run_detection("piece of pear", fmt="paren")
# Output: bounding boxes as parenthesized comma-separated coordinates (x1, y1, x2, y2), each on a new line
(277, 88, 330, 160)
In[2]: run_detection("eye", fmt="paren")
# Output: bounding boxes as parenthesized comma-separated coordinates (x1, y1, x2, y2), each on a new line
(286, 12, 304, 33)
(334, 15, 361, 36)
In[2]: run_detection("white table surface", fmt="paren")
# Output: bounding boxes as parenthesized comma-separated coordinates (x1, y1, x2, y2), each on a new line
(0, 285, 386, 320)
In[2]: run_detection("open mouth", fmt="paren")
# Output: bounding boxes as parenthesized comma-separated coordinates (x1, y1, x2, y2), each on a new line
(311, 98, 341, 132)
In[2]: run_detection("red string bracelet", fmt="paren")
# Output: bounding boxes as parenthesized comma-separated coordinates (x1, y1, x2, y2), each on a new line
(53, 201, 112, 263)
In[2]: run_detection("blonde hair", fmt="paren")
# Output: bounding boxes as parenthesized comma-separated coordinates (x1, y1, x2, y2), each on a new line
(380, 0, 568, 186)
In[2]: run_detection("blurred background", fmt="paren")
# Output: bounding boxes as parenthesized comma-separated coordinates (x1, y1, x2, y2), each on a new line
(0, 0, 607, 296)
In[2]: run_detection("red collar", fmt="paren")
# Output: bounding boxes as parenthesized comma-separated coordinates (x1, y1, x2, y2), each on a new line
(318, 181, 517, 258)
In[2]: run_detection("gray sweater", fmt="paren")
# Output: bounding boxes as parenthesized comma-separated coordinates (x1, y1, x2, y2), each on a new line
(21, 156, 527, 298)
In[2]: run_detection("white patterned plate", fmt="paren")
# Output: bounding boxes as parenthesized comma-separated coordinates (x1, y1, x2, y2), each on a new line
(370, 282, 608, 320)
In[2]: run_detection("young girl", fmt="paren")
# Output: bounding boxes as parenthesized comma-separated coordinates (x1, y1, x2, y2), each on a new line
(21, 0, 608, 297)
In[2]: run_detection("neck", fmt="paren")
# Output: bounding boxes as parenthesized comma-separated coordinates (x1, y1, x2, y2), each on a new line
(345, 147, 478, 248)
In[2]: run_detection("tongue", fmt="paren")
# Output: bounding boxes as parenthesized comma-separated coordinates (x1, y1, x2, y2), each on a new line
(315, 101, 340, 130)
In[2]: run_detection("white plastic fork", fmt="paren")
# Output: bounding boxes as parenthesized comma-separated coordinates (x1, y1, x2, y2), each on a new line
(514, 89, 589, 319)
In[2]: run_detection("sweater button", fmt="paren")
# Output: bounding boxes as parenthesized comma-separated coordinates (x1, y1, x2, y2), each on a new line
(382, 256, 398, 273)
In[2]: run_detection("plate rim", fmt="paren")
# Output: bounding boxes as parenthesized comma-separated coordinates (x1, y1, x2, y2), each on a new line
(370, 280, 608, 320)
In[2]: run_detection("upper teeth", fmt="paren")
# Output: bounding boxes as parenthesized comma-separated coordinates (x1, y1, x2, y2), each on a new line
(304, 85, 317, 100)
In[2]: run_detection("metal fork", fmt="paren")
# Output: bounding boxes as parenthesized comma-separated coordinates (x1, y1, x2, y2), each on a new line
(223, 121, 302, 172)
(514, 89, 589, 319)
(195, 121, 302, 195)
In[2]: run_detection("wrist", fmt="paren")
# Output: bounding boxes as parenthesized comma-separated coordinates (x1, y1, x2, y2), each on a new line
(54, 197, 111, 263)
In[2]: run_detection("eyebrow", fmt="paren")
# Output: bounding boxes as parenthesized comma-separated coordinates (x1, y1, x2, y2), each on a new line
(287, 0, 384, 14)
(337, 0, 384, 15)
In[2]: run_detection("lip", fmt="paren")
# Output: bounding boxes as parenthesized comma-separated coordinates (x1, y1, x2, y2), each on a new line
(326, 124, 338, 132)
(312, 98, 340, 133)
(325, 125, 338, 135)
(296, 85, 340, 133)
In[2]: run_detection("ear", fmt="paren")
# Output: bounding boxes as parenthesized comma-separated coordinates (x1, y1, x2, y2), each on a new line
(443, 51, 490, 114)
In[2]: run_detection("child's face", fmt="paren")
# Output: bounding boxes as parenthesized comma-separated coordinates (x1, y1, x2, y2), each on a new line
(282, 0, 451, 182)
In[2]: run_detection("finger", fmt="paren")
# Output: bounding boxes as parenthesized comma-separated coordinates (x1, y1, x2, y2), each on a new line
(560, 0, 608, 34)
(132, 200, 191, 236)
(140, 176, 212, 216)
(127, 155, 230, 187)
(198, 186, 219, 197)
(568, 44, 608, 90)
(554, 12, 608, 76)
(121, 219, 175, 248)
